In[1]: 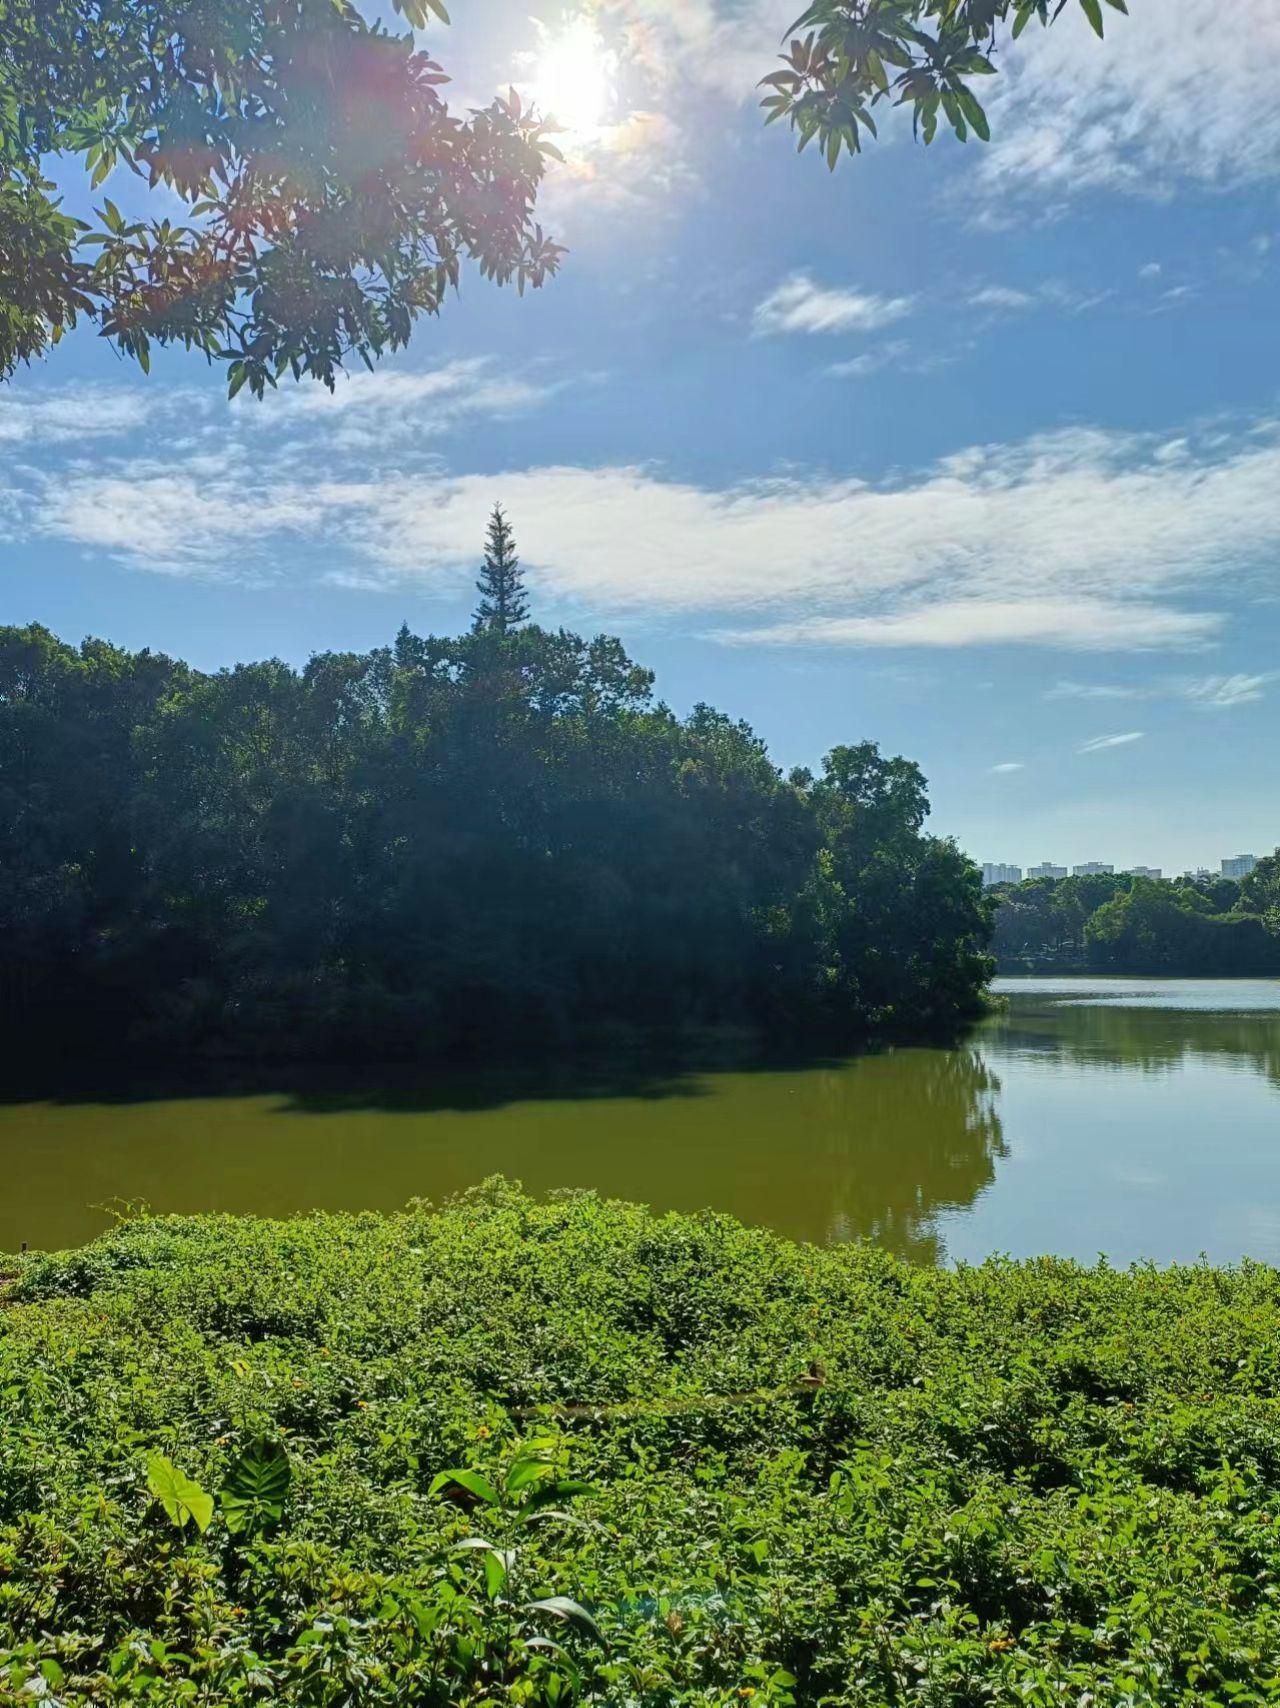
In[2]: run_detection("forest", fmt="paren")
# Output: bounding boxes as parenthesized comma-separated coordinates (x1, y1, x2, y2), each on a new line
(990, 862, 1280, 975)
(0, 525, 992, 1063)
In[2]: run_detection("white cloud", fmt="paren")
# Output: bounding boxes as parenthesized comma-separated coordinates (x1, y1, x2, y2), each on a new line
(990, 761, 1025, 774)
(1185, 672, 1279, 708)
(752, 273, 915, 337)
(1048, 680, 1152, 701)
(977, 0, 1280, 204)
(0, 385, 161, 445)
(1139, 262, 1163, 279)
(968, 285, 1036, 312)
(826, 340, 912, 379)
(18, 389, 1280, 655)
(244, 359, 562, 449)
(1078, 731, 1145, 753)
(715, 600, 1218, 652)
(1050, 672, 1278, 708)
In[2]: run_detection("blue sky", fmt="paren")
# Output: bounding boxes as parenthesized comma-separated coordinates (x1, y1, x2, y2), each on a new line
(3, 0, 1279, 873)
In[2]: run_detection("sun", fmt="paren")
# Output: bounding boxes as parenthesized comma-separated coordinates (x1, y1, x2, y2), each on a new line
(526, 15, 617, 142)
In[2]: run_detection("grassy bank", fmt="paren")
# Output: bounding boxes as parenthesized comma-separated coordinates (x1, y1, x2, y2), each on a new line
(3, 1183, 1280, 1705)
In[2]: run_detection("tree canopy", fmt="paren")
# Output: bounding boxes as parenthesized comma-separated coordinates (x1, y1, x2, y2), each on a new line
(0, 604, 992, 1063)
(989, 868, 1280, 976)
(472, 503, 529, 635)
(760, 0, 1128, 169)
(0, 0, 564, 392)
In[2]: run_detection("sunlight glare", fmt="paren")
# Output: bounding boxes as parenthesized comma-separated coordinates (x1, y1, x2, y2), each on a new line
(527, 15, 616, 142)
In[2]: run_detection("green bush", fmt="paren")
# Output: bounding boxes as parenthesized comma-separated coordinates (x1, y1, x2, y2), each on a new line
(3, 1181, 1280, 1703)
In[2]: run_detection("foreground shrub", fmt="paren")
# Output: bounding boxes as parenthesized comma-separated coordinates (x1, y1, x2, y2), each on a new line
(3, 1180, 1280, 1703)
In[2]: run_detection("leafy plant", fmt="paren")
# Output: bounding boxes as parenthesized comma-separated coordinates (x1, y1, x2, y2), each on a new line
(761, 0, 1130, 168)
(431, 1447, 604, 1693)
(145, 1453, 213, 1534)
(220, 1438, 291, 1536)
(1, 0, 563, 388)
(8, 1187, 1280, 1702)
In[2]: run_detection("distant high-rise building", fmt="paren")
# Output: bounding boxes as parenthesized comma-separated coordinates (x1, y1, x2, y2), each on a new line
(981, 862, 1023, 888)
(1027, 862, 1067, 880)
(1128, 866, 1162, 880)
(1222, 854, 1259, 880)
(1182, 868, 1213, 883)
(1072, 862, 1114, 877)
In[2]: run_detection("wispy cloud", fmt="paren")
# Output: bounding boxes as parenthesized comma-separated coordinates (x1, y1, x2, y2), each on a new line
(1185, 672, 1279, 708)
(1048, 680, 1152, 701)
(0, 383, 172, 445)
(825, 340, 912, 379)
(977, 0, 1280, 205)
(752, 273, 915, 337)
(1078, 731, 1145, 753)
(966, 279, 1113, 318)
(244, 360, 564, 450)
(716, 601, 1216, 652)
(1050, 672, 1278, 708)
(967, 285, 1036, 312)
(16, 390, 1280, 653)
(989, 761, 1025, 774)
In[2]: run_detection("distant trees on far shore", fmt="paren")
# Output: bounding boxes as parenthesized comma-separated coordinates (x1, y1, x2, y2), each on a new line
(990, 867, 1280, 975)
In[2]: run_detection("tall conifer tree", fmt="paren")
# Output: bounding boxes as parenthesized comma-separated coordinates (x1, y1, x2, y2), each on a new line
(472, 505, 529, 635)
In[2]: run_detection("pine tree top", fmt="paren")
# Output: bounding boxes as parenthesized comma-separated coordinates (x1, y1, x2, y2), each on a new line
(473, 503, 530, 635)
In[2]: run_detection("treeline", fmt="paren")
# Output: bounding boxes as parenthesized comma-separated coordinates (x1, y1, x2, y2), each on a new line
(992, 862, 1280, 975)
(0, 614, 991, 1063)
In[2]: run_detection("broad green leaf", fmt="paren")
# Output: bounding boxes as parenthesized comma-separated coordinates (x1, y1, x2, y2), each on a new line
(221, 1439, 291, 1535)
(429, 1467, 501, 1506)
(525, 1595, 604, 1645)
(505, 1455, 555, 1494)
(147, 1453, 213, 1533)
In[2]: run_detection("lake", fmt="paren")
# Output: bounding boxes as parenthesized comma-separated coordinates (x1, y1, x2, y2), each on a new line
(3, 976, 1278, 1263)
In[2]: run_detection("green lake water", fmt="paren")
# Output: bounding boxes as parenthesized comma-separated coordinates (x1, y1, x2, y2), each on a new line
(3, 977, 1279, 1263)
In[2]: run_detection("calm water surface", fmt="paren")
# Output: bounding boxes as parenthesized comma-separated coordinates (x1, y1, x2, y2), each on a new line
(3, 977, 1278, 1263)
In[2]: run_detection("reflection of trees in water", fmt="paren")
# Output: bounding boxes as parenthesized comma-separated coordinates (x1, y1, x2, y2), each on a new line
(809, 1046, 1006, 1263)
(991, 1003, 1280, 1094)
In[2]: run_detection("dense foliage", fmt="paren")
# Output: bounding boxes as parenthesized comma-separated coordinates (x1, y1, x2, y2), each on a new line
(0, 0, 562, 388)
(0, 612, 990, 1063)
(4, 1183, 1280, 1704)
(760, 0, 1128, 169)
(991, 870, 1280, 975)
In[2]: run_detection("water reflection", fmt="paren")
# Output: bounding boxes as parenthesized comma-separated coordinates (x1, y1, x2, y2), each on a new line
(0, 1043, 1005, 1259)
(989, 995, 1280, 1091)
(2, 980, 1277, 1263)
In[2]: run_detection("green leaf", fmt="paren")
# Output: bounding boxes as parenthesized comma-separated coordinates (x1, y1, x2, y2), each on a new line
(506, 1455, 555, 1494)
(1079, 0, 1105, 36)
(525, 1595, 604, 1646)
(958, 88, 990, 142)
(146, 1453, 213, 1533)
(221, 1439, 291, 1535)
(429, 1467, 502, 1506)
(451, 1537, 513, 1596)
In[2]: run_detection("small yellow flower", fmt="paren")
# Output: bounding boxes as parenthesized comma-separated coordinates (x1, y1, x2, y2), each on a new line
(476, 1425, 491, 1440)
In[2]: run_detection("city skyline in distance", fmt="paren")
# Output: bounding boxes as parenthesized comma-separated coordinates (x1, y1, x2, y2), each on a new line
(979, 853, 1266, 888)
